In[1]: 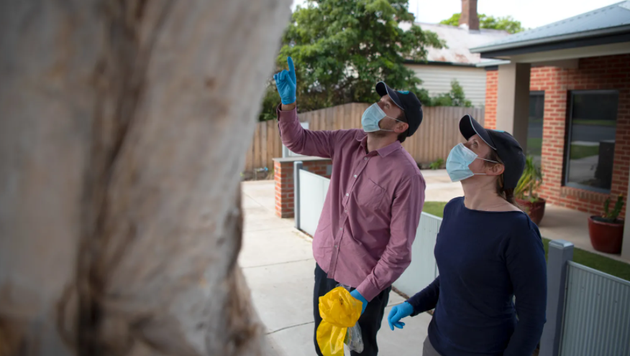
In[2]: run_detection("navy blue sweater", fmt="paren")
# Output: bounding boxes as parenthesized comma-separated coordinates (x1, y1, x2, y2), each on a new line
(408, 197, 547, 356)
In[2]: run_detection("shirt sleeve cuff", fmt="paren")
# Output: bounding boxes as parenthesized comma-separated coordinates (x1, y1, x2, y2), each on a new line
(276, 103, 297, 119)
(356, 280, 380, 302)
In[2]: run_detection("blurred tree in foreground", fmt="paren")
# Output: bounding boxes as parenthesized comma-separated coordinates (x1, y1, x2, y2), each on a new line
(0, 1, 290, 355)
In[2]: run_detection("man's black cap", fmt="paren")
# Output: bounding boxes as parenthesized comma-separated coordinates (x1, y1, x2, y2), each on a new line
(459, 114, 526, 190)
(376, 82, 423, 137)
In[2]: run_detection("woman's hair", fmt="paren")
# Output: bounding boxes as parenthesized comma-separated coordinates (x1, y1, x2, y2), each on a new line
(484, 149, 516, 205)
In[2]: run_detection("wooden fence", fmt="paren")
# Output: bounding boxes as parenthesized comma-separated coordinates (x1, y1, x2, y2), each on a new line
(244, 103, 484, 173)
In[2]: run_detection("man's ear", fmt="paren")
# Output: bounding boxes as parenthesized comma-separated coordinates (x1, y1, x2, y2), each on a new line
(396, 122, 409, 134)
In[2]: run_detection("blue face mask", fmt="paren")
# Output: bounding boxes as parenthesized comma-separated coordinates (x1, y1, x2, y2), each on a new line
(361, 103, 401, 133)
(446, 143, 499, 182)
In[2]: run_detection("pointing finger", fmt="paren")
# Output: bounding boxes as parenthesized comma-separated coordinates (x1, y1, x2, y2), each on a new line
(287, 56, 296, 80)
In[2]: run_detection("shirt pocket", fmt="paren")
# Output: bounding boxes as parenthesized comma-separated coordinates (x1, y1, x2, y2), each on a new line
(355, 178, 386, 211)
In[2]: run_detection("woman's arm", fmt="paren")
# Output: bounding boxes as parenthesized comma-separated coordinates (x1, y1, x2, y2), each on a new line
(503, 220, 547, 356)
(406, 277, 440, 316)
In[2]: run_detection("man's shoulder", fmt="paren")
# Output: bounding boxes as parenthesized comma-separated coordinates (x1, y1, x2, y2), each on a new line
(393, 148, 423, 176)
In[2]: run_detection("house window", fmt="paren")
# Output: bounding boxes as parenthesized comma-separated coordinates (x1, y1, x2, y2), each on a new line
(564, 90, 619, 193)
(527, 91, 544, 167)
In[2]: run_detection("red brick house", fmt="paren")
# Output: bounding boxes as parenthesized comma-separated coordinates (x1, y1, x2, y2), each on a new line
(471, 2, 630, 259)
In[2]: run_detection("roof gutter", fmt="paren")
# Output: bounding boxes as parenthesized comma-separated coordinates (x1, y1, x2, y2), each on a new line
(470, 24, 630, 54)
(475, 60, 511, 67)
(403, 60, 478, 67)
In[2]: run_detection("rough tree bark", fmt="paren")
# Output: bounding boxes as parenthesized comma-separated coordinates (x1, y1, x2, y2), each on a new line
(0, 1, 291, 355)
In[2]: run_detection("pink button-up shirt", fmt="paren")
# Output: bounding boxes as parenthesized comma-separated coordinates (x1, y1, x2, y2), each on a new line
(278, 106, 425, 301)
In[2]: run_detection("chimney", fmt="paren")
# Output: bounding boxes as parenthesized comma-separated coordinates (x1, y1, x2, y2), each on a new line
(459, 0, 480, 31)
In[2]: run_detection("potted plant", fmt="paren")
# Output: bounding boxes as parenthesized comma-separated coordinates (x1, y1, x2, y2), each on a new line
(514, 156, 546, 225)
(588, 194, 625, 254)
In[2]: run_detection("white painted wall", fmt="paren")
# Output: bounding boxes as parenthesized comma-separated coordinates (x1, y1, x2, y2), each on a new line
(406, 64, 487, 108)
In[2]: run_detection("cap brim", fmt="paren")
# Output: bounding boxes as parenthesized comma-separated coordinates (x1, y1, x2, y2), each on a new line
(376, 82, 404, 111)
(459, 115, 496, 150)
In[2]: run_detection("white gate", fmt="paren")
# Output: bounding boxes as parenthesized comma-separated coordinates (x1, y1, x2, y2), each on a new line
(393, 212, 441, 297)
(297, 168, 329, 236)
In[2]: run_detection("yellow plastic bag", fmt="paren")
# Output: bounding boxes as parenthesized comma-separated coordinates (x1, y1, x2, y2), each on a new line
(317, 286, 363, 356)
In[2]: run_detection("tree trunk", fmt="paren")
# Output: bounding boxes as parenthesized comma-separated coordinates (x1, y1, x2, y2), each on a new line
(0, 1, 291, 355)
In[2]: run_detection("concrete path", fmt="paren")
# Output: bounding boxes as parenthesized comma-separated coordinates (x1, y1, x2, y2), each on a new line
(421, 169, 463, 202)
(240, 181, 433, 356)
(539, 204, 630, 263)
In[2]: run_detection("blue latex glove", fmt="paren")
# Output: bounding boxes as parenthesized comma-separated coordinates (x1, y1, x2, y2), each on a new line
(387, 302, 414, 330)
(350, 289, 368, 314)
(273, 56, 297, 105)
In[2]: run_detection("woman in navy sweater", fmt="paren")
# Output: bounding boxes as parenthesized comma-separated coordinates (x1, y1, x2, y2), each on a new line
(388, 115, 547, 356)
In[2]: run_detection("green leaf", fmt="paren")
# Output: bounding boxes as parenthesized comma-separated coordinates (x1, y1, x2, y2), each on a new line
(439, 13, 460, 27)
(439, 12, 525, 34)
(514, 156, 543, 201)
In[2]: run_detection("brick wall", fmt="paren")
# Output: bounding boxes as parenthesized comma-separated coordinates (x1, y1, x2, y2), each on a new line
(483, 54, 630, 215)
(273, 157, 332, 218)
(484, 69, 498, 129)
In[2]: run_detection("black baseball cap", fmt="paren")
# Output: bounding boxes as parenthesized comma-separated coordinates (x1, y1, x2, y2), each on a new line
(376, 82, 423, 137)
(459, 114, 525, 190)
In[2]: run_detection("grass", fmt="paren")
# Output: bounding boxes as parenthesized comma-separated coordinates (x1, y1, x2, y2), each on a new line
(570, 144, 599, 160)
(541, 238, 630, 281)
(423, 201, 448, 217)
(424, 201, 630, 281)
(525, 139, 599, 160)
(527, 137, 542, 156)
(573, 119, 616, 127)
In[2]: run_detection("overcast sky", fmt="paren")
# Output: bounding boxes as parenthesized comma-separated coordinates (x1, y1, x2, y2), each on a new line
(291, 0, 623, 29)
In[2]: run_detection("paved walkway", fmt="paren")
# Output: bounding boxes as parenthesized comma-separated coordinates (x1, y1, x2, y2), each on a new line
(539, 205, 630, 263)
(240, 181, 433, 356)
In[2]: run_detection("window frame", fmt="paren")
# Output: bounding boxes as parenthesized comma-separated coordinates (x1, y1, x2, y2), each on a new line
(563, 89, 619, 194)
(527, 91, 545, 162)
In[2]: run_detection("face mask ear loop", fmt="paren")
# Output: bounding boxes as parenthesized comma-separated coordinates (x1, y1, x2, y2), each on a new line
(475, 158, 502, 177)
(378, 116, 404, 133)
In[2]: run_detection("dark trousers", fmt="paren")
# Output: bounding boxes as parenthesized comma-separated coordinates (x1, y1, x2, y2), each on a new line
(313, 264, 390, 356)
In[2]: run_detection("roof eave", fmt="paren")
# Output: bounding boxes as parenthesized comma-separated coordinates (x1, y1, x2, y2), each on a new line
(470, 24, 630, 55)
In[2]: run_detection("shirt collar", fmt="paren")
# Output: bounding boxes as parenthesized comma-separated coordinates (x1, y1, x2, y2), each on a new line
(357, 134, 403, 157)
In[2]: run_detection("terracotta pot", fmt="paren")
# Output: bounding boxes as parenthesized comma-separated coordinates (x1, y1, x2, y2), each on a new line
(588, 216, 624, 254)
(516, 198, 546, 225)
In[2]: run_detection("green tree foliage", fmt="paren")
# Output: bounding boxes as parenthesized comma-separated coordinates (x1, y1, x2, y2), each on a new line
(429, 80, 472, 107)
(439, 13, 525, 34)
(259, 81, 281, 122)
(258, 0, 444, 121)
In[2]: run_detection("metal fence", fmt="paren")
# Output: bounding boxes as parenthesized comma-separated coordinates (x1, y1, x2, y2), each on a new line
(559, 262, 630, 356)
(541, 241, 630, 356)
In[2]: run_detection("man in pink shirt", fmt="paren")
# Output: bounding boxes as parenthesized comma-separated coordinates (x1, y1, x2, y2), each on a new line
(274, 57, 426, 355)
